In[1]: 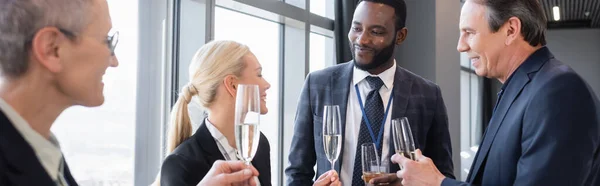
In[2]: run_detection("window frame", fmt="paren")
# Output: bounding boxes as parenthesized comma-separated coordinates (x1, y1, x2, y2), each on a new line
(134, 0, 173, 185)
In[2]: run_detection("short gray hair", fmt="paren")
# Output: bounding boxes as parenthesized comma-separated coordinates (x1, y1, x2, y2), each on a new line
(0, 0, 93, 77)
(473, 0, 547, 47)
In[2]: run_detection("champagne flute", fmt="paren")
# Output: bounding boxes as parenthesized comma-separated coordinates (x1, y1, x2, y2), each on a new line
(362, 143, 385, 184)
(391, 117, 416, 161)
(323, 105, 342, 170)
(234, 84, 261, 165)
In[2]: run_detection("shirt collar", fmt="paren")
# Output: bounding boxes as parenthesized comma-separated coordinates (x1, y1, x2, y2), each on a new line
(205, 118, 237, 159)
(353, 60, 397, 90)
(0, 98, 63, 180)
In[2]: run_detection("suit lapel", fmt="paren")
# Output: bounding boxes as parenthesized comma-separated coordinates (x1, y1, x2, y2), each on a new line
(194, 121, 226, 163)
(254, 135, 271, 186)
(468, 71, 530, 182)
(63, 159, 78, 185)
(467, 47, 553, 182)
(0, 112, 55, 185)
(388, 65, 413, 173)
(331, 62, 353, 172)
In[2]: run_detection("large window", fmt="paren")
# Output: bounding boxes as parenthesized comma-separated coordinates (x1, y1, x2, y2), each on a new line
(214, 7, 281, 185)
(310, 0, 334, 20)
(309, 32, 334, 73)
(173, 0, 335, 185)
(51, 0, 138, 185)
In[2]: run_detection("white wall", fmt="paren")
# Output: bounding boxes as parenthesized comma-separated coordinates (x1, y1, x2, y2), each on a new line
(546, 29, 600, 99)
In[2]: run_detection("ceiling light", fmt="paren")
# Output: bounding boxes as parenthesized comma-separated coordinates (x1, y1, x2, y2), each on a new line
(585, 12, 590, 17)
(553, 6, 560, 21)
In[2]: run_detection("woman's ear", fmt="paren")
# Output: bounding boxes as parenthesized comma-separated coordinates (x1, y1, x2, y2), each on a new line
(223, 75, 238, 97)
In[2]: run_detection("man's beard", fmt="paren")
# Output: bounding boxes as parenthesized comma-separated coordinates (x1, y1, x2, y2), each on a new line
(351, 35, 397, 71)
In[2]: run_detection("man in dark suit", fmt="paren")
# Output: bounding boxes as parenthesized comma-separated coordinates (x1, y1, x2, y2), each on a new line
(285, 0, 455, 185)
(0, 0, 119, 185)
(393, 0, 600, 185)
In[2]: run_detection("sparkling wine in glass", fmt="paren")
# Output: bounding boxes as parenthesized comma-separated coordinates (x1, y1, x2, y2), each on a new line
(323, 105, 342, 170)
(392, 117, 416, 161)
(234, 84, 261, 165)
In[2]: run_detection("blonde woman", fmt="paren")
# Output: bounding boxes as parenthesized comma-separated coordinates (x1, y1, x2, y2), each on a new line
(159, 40, 272, 186)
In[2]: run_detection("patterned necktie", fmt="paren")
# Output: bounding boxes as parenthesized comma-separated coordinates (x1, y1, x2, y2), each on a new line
(351, 76, 385, 186)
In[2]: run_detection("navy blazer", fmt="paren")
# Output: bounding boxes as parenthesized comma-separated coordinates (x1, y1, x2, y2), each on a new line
(160, 120, 272, 186)
(443, 47, 600, 186)
(0, 111, 78, 185)
(285, 61, 455, 185)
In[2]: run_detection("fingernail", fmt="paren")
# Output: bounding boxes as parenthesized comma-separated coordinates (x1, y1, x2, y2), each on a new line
(243, 169, 252, 176)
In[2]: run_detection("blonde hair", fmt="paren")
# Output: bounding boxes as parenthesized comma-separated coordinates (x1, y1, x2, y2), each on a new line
(166, 40, 250, 154)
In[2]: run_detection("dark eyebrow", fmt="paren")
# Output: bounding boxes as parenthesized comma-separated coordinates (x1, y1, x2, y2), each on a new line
(352, 21, 387, 30)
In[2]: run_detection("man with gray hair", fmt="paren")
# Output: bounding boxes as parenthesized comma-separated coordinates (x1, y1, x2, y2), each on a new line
(391, 0, 600, 185)
(0, 0, 119, 185)
(0, 0, 261, 185)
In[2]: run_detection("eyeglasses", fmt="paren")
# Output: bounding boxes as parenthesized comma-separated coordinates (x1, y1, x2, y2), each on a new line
(59, 28, 119, 56)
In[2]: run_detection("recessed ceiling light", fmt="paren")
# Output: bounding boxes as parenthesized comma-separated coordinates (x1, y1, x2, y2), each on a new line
(553, 6, 560, 21)
(585, 11, 590, 17)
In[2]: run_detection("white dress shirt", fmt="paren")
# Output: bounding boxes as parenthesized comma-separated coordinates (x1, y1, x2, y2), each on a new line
(205, 119, 261, 186)
(340, 62, 396, 186)
(0, 98, 65, 185)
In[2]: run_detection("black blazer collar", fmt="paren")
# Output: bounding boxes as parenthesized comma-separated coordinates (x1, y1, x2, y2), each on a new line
(0, 111, 58, 185)
(191, 119, 271, 186)
(193, 120, 226, 162)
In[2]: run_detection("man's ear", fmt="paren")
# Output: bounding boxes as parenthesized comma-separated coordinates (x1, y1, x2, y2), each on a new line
(395, 27, 408, 45)
(504, 17, 522, 46)
(31, 27, 68, 73)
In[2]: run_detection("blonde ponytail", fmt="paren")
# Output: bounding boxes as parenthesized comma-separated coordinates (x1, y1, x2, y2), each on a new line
(165, 40, 249, 154)
(166, 85, 199, 153)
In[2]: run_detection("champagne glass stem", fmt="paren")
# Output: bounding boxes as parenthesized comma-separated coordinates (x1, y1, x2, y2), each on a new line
(330, 160, 335, 170)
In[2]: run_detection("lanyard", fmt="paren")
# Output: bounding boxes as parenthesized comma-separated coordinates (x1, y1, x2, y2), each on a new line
(355, 84, 394, 150)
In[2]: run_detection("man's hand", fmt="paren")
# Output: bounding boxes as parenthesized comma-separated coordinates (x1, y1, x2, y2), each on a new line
(370, 173, 402, 185)
(313, 170, 341, 186)
(198, 160, 260, 186)
(391, 149, 445, 186)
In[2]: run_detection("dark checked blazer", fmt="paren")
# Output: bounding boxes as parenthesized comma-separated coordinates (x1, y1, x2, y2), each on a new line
(285, 60, 455, 186)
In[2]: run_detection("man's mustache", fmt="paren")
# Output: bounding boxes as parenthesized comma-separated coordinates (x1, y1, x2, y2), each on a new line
(353, 44, 376, 52)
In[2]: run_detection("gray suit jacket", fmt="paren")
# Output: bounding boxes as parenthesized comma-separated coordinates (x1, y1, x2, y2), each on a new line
(285, 61, 455, 185)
